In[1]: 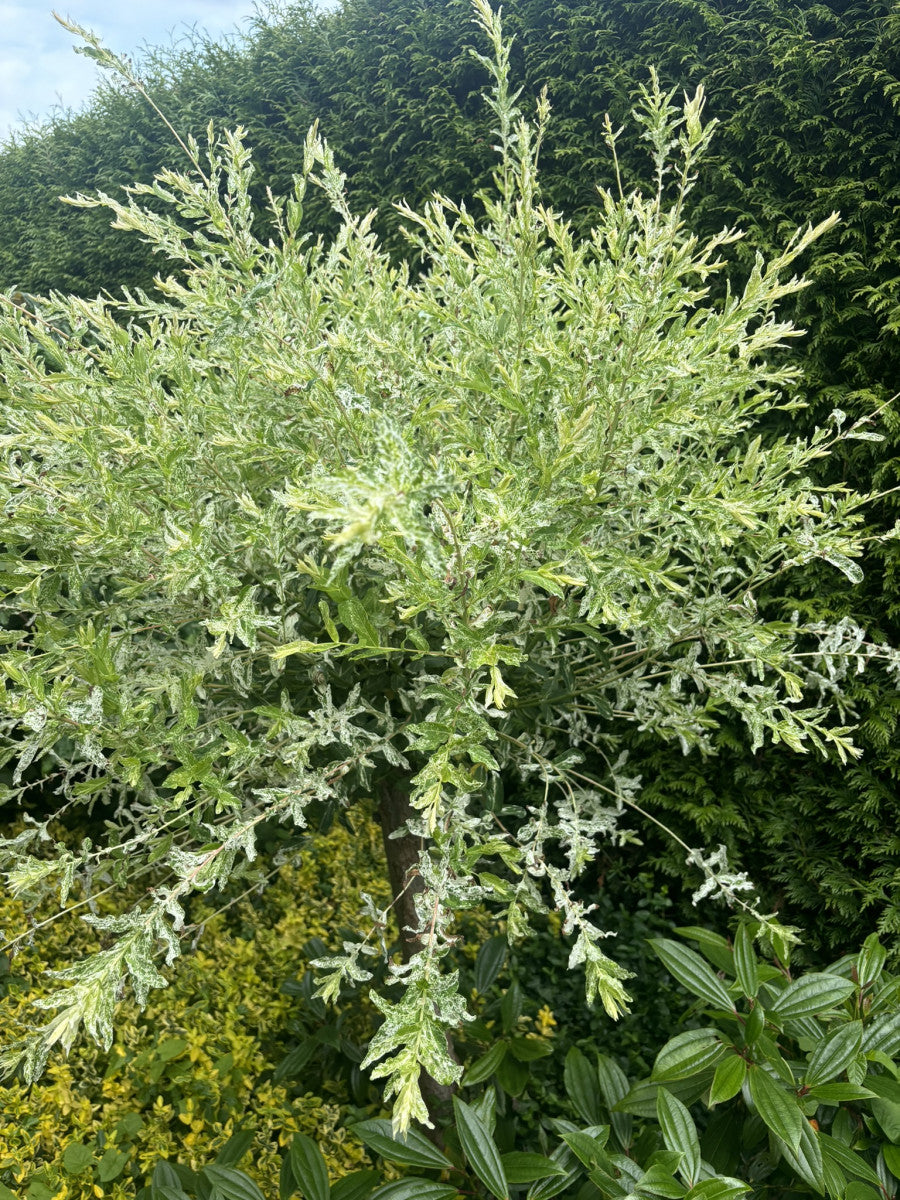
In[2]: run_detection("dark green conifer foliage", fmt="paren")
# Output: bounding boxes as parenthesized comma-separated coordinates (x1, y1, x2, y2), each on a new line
(1, 0, 899, 949)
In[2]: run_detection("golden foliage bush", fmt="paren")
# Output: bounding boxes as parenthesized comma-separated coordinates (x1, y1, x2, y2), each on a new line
(0, 819, 387, 1199)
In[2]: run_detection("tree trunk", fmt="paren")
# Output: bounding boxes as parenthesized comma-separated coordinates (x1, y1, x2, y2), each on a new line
(377, 779, 456, 1138)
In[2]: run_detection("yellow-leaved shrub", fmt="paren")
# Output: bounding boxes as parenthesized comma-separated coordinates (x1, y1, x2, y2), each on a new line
(0, 819, 387, 1199)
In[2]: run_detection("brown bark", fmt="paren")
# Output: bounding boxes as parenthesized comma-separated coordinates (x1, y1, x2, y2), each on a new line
(377, 778, 456, 1138)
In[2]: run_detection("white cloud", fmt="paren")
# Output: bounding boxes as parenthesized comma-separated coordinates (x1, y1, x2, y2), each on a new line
(0, 1, 265, 141)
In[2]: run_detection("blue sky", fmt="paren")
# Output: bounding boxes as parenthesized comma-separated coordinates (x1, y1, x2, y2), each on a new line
(0, 2, 273, 142)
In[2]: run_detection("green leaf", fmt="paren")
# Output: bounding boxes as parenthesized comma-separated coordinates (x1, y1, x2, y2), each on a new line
(62, 1143, 95, 1175)
(157, 1037, 189, 1062)
(684, 1181, 750, 1200)
(806, 1082, 875, 1103)
(882, 1143, 900, 1180)
(856, 935, 887, 989)
(649, 940, 735, 1012)
(279, 1155, 295, 1200)
(709, 1054, 747, 1106)
(508, 1037, 553, 1061)
(454, 1096, 509, 1200)
(215, 1132, 256, 1169)
(672, 928, 735, 976)
(526, 1143, 581, 1200)
(565, 1047, 604, 1125)
(500, 1153, 567, 1184)
(804, 1021, 863, 1086)
(819, 1132, 884, 1188)
(747, 1066, 803, 1150)
(474, 936, 507, 992)
(201, 1166, 267, 1200)
(0, 1185, 18, 1200)
(288, 1135, 330, 1200)
(732, 925, 758, 999)
(768, 974, 855, 1021)
(352, 1120, 453, 1171)
(656, 1087, 700, 1186)
(651, 1029, 726, 1082)
(331, 1172, 379, 1200)
(637, 1163, 687, 1198)
(370, 1183, 459, 1200)
(597, 1053, 633, 1150)
(464, 1041, 507, 1085)
(560, 1129, 611, 1170)
(862, 1010, 900, 1056)
(776, 1117, 825, 1194)
(97, 1148, 130, 1183)
(337, 598, 379, 647)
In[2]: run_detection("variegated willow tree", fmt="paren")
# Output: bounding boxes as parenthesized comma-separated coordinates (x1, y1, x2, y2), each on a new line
(0, 0, 895, 1133)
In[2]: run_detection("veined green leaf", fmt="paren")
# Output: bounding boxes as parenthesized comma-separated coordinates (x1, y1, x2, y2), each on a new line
(656, 1087, 700, 1186)
(597, 1053, 633, 1150)
(565, 1046, 603, 1125)
(201, 1165, 266, 1200)
(371, 1182, 459, 1200)
(684, 1181, 750, 1200)
(288, 1136, 330, 1200)
(649, 940, 735, 1012)
(708, 1054, 746, 1106)
(819, 1133, 883, 1188)
(651, 1028, 726, 1082)
(454, 1096, 509, 1200)
(776, 1117, 825, 1194)
(804, 1021, 863, 1086)
(500, 1153, 566, 1184)
(351, 1120, 453, 1170)
(331, 1171, 381, 1200)
(560, 1129, 611, 1170)
(768, 974, 854, 1021)
(465, 1042, 507, 1088)
(732, 925, 758, 999)
(747, 1067, 803, 1151)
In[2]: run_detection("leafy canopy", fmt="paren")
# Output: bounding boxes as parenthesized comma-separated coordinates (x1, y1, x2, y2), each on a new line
(0, 0, 894, 1132)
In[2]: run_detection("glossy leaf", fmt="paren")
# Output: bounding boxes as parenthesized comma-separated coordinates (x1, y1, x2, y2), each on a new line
(464, 1041, 507, 1085)
(671, 928, 735, 976)
(768, 974, 855, 1021)
(454, 1096, 508, 1200)
(650, 940, 735, 1012)
(526, 1143, 581, 1200)
(597, 1052, 633, 1150)
(657, 1087, 700, 1186)
(819, 1133, 884, 1189)
(560, 1130, 611, 1171)
(331, 1173, 379, 1200)
(287, 1137, 330, 1200)
(861, 1010, 900, 1056)
(508, 1037, 553, 1062)
(370, 1182, 459, 1200)
(651, 1029, 726, 1082)
(684, 1181, 750, 1200)
(856, 935, 887, 989)
(474, 937, 507, 993)
(351, 1121, 453, 1171)
(565, 1047, 603, 1125)
(777, 1118, 825, 1195)
(215, 1132, 256, 1169)
(747, 1066, 803, 1151)
(201, 1166, 266, 1200)
(805, 1022, 863, 1086)
(708, 1054, 747, 1106)
(732, 925, 758, 999)
(500, 1153, 567, 1184)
